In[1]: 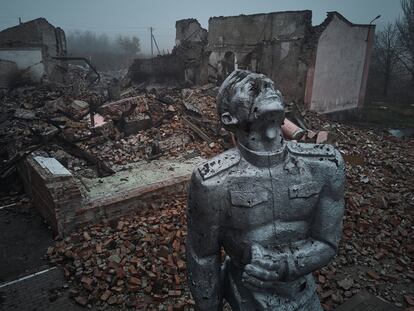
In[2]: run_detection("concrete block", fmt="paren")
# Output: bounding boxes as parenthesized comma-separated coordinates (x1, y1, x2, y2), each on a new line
(123, 113, 152, 135)
(33, 156, 71, 176)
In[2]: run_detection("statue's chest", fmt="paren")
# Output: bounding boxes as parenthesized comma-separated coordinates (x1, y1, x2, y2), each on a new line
(225, 163, 322, 228)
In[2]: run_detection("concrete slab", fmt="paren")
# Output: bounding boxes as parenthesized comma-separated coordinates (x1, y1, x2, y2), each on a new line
(335, 291, 402, 311)
(75, 157, 203, 226)
(33, 156, 72, 176)
(83, 157, 202, 202)
(20, 155, 203, 236)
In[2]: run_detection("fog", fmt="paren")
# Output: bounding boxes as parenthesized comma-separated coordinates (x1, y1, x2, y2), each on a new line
(0, 0, 403, 55)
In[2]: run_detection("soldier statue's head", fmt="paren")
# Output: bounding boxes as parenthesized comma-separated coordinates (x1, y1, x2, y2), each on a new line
(217, 70, 285, 152)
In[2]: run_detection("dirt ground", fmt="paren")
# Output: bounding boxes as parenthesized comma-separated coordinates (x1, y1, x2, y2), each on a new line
(0, 195, 53, 282)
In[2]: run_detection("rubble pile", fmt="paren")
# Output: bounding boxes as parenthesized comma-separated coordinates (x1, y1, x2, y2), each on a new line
(48, 192, 193, 310)
(1, 73, 413, 310)
(0, 84, 224, 183)
(302, 111, 414, 310)
(82, 88, 224, 169)
(46, 107, 413, 309)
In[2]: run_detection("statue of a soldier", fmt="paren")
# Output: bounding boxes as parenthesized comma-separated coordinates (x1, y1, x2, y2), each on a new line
(186, 70, 345, 311)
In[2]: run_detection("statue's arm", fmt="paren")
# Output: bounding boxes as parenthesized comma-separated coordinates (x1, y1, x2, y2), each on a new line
(186, 170, 223, 310)
(285, 152, 345, 281)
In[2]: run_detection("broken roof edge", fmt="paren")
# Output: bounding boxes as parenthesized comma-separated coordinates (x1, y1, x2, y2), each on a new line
(324, 11, 375, 29)
(0, 17, 57, 33)
(176, 18, 203, 27)
(208, 10, 312, 22)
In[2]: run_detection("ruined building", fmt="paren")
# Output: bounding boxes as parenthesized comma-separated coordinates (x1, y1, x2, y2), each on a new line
(128, 19, 208, 85)
(129, 11, 375, 114)
(0, 18, 67, 87)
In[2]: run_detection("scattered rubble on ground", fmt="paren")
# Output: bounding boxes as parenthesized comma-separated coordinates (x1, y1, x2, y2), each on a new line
(48, 192, 193, 310)
(302, 111, 414, 310)
(1, 69, 413, 310)
(0, 83, 225, 184)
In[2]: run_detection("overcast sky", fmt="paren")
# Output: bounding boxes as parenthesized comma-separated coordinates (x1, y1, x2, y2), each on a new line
(0, 0, 403, 54)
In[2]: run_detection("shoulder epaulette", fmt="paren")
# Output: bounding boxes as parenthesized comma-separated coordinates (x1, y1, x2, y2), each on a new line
(198, 149, 240, 180)
(287, 142, 336, 158)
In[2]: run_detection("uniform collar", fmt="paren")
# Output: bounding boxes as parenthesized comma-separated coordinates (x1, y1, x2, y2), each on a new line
(237, 142, 287, 167)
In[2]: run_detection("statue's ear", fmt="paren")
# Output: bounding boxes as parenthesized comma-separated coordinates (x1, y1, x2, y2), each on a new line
(221, 112, 238, 126)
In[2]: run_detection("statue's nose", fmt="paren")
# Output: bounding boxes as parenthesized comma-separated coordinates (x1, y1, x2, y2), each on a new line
(254, 95, 284, 117)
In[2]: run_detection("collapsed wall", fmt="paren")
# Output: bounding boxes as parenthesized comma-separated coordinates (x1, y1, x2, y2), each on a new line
(207, 10, 313, 103)
(128, 11, 374, 114)
(128, 19, 208, 86)
(0, 18, 67, 86)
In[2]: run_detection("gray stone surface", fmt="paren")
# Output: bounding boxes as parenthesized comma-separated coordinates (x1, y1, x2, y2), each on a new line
(83, 157, 204, 201)
(187, 71, 345, 310)
(0, 204, 53, 283)
(0, 267, 84, 311)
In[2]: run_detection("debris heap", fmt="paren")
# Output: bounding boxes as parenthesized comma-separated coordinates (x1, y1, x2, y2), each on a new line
(47, 107, 414, 310)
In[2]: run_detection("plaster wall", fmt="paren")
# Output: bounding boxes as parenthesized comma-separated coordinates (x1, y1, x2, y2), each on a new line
(0, 48, 45, 82)
(208, 11, 310, 48)
(207, 11, 311, 102)
(0, 18, 62, 57)
(309, 15, 372, 113)
(0, 18, 67, 84)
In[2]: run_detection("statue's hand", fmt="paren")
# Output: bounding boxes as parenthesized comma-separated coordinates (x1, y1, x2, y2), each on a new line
(242, 244, 287, 290)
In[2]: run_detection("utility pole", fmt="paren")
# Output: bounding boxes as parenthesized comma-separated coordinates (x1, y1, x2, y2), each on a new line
(151, 34, 161, 56)
(150, 27, 154, 59)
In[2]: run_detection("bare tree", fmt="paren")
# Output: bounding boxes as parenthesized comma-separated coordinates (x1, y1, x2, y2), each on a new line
(373, 23, 401, 96)
(396, 0, 414, 80)
(117, 35, 140, 56)
(66, 31, 141, 70)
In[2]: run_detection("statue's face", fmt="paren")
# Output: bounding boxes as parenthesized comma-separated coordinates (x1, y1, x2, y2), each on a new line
(223, 74, 284, 141)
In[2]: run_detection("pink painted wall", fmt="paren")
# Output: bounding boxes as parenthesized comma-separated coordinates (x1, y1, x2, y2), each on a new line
(309, 14, 375, 114)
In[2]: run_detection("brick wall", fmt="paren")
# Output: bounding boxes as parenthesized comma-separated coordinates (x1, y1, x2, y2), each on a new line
(18, 156, 83, 236)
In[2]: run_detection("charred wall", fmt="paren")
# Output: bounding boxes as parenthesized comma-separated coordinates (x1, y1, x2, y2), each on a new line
(206, 11, 313, 103)
(0, 18, 67, 85)
(129, 19, 208, 86)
